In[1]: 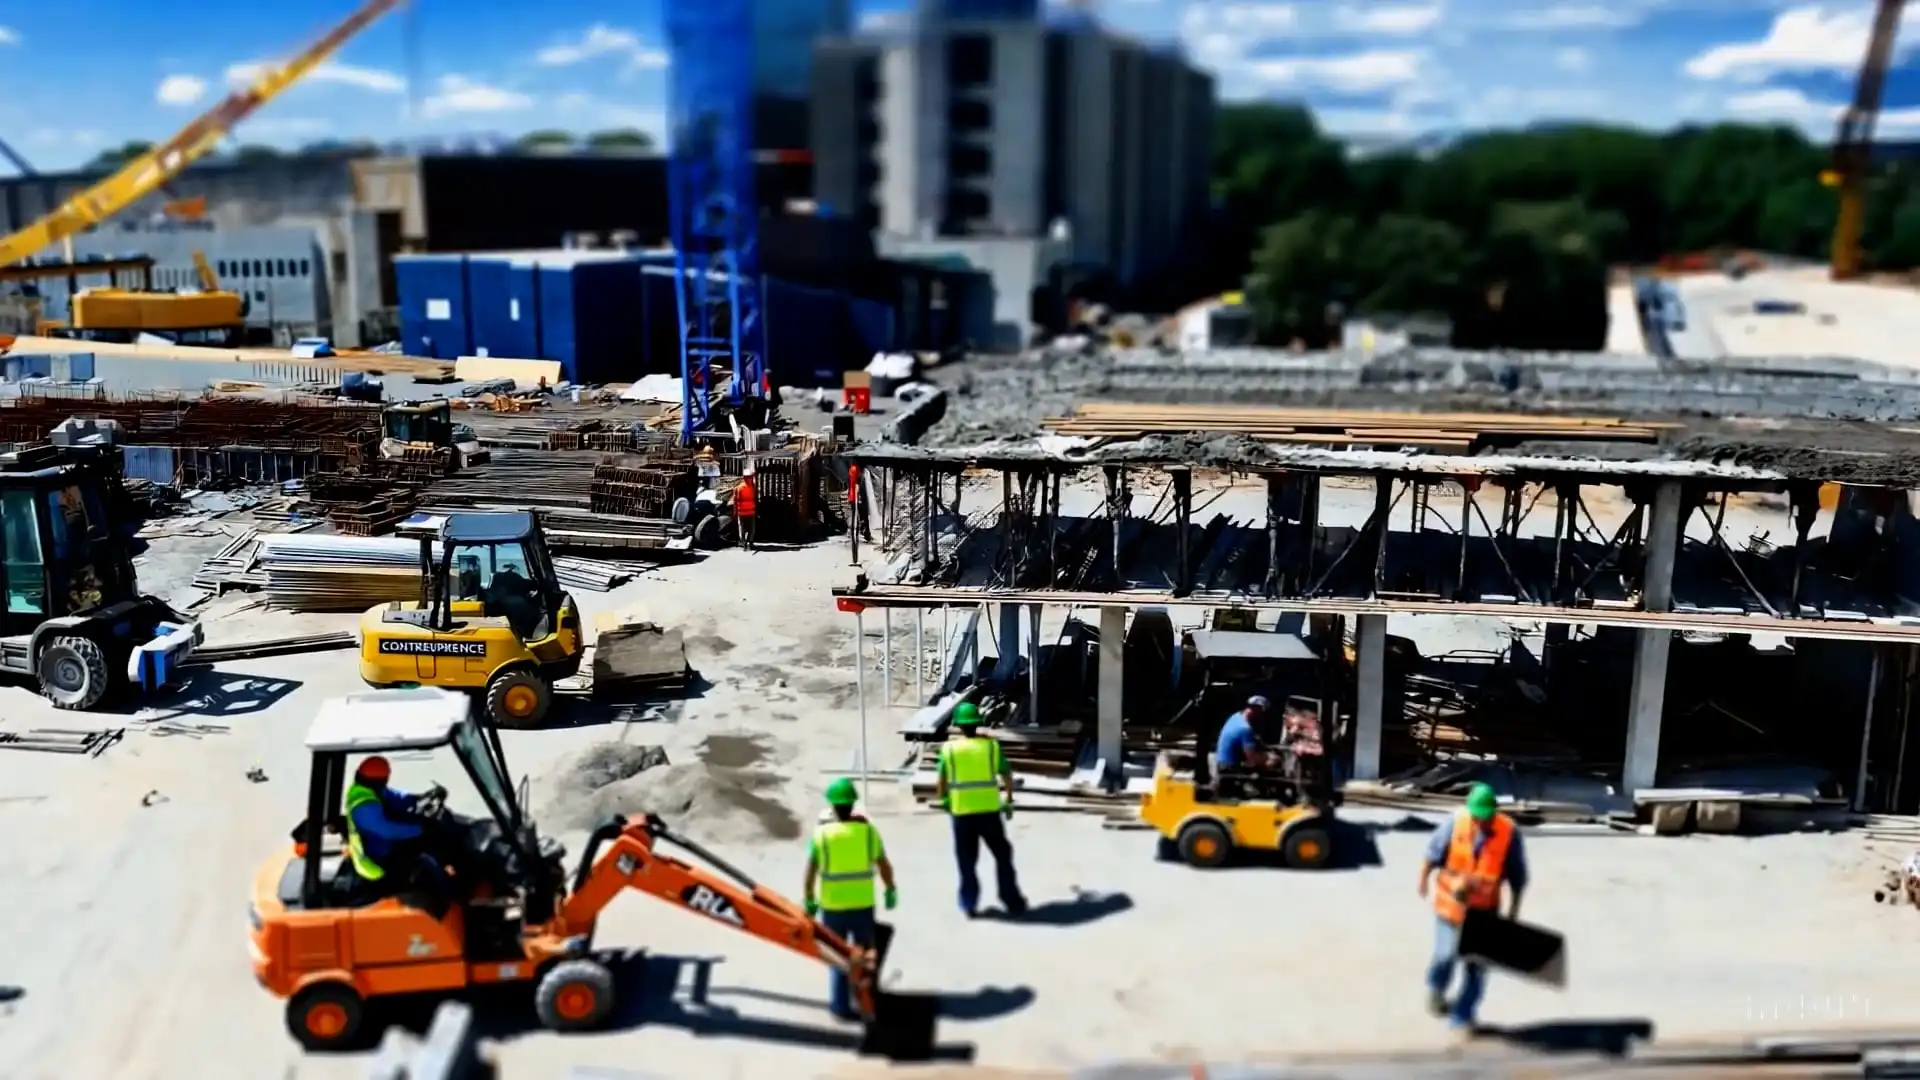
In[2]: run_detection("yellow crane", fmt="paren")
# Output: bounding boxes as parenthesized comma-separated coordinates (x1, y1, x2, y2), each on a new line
(0, 0, 407, 269)
(1824, 0, 1907, 281)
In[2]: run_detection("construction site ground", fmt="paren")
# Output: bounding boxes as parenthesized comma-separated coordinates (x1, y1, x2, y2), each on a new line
(3, 495, 1920, 1080)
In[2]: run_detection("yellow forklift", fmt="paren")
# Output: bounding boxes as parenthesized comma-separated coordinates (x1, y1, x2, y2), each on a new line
(1139, 627, 1339, 869)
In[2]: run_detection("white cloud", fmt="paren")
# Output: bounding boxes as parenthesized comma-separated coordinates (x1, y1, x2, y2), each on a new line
(418, 75, 533, 119)
(1722, 85, 1920, 135)
(1503, 5, 1639, 29)
(156, 74, 208, 107)
(1553, 45, 1590, 72)
(226, 60, 406, 93)
(858, 10, 910, 31)
(1685, 5, 1920, 82)
(242, 116, 332, 138)
(537, 22, 669, 74)
(1247, 49, 1427, 93)
(27, 128, 102, 147)
(1332, 2, 1444, 35)
(0, 26, 18, 45)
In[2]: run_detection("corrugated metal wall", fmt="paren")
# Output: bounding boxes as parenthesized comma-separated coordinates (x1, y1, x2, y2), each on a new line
(395, 255, 473, 359)
(120, 445, 177, 486)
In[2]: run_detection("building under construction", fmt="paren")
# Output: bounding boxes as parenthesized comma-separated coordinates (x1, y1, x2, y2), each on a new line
(831, 354, 1920, 823)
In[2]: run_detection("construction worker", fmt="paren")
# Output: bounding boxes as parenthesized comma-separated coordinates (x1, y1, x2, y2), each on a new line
(1417, 781, 1528, 1033)
(936, 703, 1028, 918)
(1214, 694, 1274, 770)
(735, 472, 757, 550)
(344, 756, 455, 911)
(802, 778, 897, 1022)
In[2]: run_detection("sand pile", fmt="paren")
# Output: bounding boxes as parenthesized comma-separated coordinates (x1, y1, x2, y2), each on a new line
(536, 735, 801, 844)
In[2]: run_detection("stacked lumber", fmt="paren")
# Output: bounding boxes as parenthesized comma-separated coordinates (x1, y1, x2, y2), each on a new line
(1042, 403, 1677, 450)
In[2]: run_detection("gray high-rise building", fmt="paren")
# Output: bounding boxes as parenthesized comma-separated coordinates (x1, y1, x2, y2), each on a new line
(810, 16, 1213, 346)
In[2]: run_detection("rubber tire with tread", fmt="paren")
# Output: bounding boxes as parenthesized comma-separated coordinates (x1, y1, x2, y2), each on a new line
(1282, 824, 1333, 870)
(1176, 820, 1233, 869)
(38, 635, 109, 711)
(485, 667, 553, 729)
(535, 957, 617, 1032)
(286, 981, 367, 1051)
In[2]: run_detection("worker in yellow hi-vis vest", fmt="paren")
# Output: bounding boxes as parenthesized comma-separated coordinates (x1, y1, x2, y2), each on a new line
(803, 777, 897, 1021)
(936, 702, 1028, 918)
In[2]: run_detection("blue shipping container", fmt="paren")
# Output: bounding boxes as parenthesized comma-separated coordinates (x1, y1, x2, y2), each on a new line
(120, 445, 177, 486)
(395, 255, 473, 359)
(766, 277, 893, 384)
(537, 258, 645, 384)
(464, 257, 512, 357)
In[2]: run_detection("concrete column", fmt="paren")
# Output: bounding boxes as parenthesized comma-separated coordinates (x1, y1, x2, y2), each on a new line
(1623, 480, 1684, 796)
(1097, 606, 1126, 788)
(1352, 614, 1388, 782)
(1026, 604, 1042, 726)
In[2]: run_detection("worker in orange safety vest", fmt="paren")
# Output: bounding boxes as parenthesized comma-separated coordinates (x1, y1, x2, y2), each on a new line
(1416, 782, 1528, 1033)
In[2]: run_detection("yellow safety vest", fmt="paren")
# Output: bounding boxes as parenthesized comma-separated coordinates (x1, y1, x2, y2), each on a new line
(343, 782, 387, 881)
(939, 736, 1003, 817)
(814, 819, 881, 911)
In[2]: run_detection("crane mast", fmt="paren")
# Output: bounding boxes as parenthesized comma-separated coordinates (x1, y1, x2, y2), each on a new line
(0, 0, 405, 269)
(1825, 0, 1907, 281)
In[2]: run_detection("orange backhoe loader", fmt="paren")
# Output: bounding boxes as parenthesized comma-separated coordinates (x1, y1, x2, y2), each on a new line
(249, 687, 938, 1058)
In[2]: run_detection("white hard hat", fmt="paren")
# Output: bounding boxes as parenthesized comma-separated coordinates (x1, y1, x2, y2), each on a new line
(1247, 695, 1270, 709)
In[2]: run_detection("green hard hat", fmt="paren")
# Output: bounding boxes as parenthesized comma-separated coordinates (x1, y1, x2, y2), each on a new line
(1464, 782, 1499, 821)
(952, 702, 981, 726)
(825, 777, 858, 806)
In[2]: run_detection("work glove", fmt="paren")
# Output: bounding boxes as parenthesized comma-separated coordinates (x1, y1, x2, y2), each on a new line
(1002, 803, 1014, 820)
(804, 898, 819, 917)
(884, 887, 898, 910)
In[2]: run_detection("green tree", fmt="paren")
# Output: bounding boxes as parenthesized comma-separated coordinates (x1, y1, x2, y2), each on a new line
(1352, 214, 1472, 316)
(233, 144, 282, 163)
(1246, 211, 1360, 347)
(86, 140, 155, 171)
(585, 128, 655, 152)
(516, 129, 577, 153)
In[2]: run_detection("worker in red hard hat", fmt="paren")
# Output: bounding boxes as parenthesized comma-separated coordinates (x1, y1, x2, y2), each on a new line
(345, 755, 454, 913)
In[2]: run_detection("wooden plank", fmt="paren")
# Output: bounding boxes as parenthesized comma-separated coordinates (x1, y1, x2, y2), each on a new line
(1068, 402, 1682, 430)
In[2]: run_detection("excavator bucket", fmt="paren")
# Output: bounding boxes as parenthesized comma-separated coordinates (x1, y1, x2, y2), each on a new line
(1457, 908, 1566, 987)
(859, 991, 940, 1061)
(854, 923, 939, 1060)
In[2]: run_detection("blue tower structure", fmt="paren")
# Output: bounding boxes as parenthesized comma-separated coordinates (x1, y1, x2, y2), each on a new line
(666, 0, 766, 440)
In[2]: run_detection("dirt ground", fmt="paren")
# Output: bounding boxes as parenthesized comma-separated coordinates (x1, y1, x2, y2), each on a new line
(2, 528, 1920, 1079)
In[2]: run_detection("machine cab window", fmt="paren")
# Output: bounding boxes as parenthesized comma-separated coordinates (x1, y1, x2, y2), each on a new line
(2, 488, 45, 616)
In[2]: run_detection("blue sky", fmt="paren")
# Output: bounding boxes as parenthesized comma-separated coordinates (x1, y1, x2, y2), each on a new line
(1, 0, 1918, 170)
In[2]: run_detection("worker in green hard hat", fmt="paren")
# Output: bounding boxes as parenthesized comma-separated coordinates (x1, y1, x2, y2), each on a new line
(802, 776, 897, 1022)
(1416, 781, 1528, 1034)
(935, 701, 1028, 918)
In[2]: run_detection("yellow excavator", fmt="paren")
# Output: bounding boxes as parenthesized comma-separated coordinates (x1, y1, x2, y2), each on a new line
(0, 0, 406, 270)
(43, 250, 248, 344)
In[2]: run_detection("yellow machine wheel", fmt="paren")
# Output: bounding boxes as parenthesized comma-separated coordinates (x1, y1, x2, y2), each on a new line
(1283, 823, 1333, 870)
(285, 982, 366, 1051)
(1175, 820, 1232, 869)
(485, 668, 553, 729)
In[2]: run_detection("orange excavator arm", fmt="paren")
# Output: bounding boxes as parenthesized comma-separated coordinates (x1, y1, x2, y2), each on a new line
(1826, 0, 1908, 280)
(555, 815, 937, 1056)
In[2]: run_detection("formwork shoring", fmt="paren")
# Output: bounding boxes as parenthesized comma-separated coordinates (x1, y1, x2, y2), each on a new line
(840, 457, 1920, 641)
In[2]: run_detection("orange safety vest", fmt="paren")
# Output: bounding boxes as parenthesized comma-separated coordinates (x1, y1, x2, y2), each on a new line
(1432, 811, 1514, 926)
(735, 478, 757, 517)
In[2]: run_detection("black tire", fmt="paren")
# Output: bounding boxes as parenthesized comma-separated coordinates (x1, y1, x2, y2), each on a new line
(671, 497, 692, 523)
(38, 635, 109, 711)
(693, 513, 722, 549)
(485, 667, 552, 729)
(535, 958, 616, 1031)
(1282, 824, 1333, 870)
(1176, 819, 1232, 869)
(286, 981, 366, 1051)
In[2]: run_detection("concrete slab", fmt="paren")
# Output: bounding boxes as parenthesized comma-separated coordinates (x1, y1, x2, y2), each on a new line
(0, 534, 1916, 1080)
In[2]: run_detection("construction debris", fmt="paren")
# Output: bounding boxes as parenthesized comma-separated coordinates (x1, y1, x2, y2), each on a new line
(591, 622, 691, 696)
(0, 728, 124, 756)
(187, 631, 357, 665)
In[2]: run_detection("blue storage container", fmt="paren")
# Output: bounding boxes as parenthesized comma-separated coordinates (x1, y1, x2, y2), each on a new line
(464, 257, 513, 357)
(505, 264, 543, 359)
(536, 256, 645, 384)
(395, 255, 472, 359)
(120, 445, 177, 486)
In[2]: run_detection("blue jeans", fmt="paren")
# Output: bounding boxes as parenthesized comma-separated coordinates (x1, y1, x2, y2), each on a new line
(951, 812, 1025, 914)
(820, 906, 876, 1019)
(1427, 915, 1486, 1027)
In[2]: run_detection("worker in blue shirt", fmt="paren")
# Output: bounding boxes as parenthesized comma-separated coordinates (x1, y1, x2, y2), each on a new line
(1417, 782, 1529, 1032)
(344, 756, 455, 910)
(1215, 695, 1274, 770)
